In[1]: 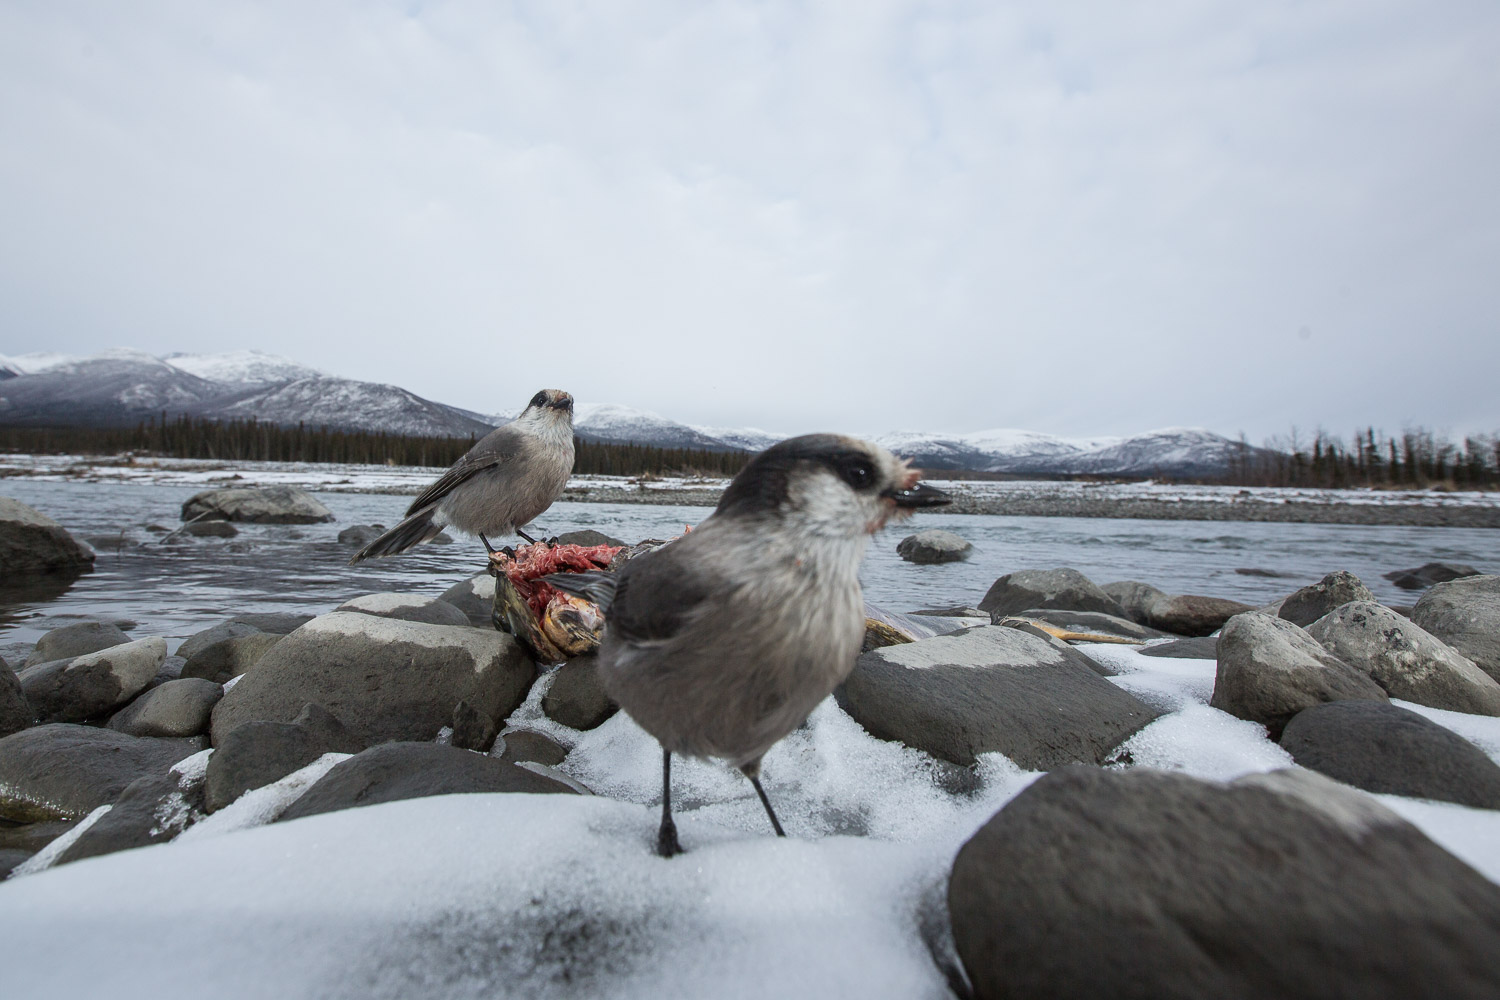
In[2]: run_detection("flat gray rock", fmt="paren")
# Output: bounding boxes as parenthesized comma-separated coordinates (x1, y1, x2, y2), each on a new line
(1278, 570, 1376, 627)
(1145, 593, 1254, 637)
(979, 568, 1126, 619)
(184, 519, 237, 538)
(1011, 608, 1169, 641)
(554, 529, 626, 548)
(948, 766, 1500, 1000)
(542, 654, 618, 731)
(23, 621, 130, 667)
(204, 703, 364, 813)
(336, 524, 385, 547)
(1412, 575, 1500, 683)
(1099, 580, 1166, 625)
(335, 592, 471, 627)
(492, 728, 569, 768)
(107, 678, 224, 738)
(438, 572, 497, 627)
(176, 621, 265, 661)
(226, 612, 315, 635)
(181, 485, 334, 524)
(1140, 635, 1220, 659)
(1211, 613, 1387, 738)
(1280, 700, 1500, 809)
(896, 529, 973, 564)
(0, 497, 96, 575)
(835, 625, 1159, 769)
(0, 724, 203, 822)
(1308, 601, 1500, 716)
(19, 637, 167, 723)
(278, 742, 577, 823)
(181, 632, 283, 684)
(210, 612, 536, 747)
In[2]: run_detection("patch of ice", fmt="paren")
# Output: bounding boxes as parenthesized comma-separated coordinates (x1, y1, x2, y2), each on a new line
(177, 753, 350, 842)
(1118, 704, 1291, 780)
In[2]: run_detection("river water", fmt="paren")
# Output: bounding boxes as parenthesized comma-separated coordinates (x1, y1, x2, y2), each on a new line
(3, 479, 1497, 660)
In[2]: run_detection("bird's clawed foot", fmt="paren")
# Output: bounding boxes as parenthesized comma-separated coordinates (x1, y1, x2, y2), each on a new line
(656, 816, 684, 858)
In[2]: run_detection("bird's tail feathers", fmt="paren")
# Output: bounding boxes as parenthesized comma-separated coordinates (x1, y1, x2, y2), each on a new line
(540, 570, 618, 614)
(348, 509, 445, 565)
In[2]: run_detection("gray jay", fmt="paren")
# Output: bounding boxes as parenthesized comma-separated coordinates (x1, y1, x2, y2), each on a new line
(548, 433, 950, 856)
(349, 389, 575, 564)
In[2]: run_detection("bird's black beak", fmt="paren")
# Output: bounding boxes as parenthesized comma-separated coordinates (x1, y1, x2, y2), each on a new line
(881, 482, 951, 508)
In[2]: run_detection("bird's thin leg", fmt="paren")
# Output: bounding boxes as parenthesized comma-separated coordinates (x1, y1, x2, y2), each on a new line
(657, 747, 684, 858)
(479, 532, 496, 554)
(516, 528, 539, 545)
(747, 773, 787, 838)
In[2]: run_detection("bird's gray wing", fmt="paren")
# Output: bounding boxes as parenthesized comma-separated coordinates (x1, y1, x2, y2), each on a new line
(404, 425, 523, 516)
(608, 548, 716, 646)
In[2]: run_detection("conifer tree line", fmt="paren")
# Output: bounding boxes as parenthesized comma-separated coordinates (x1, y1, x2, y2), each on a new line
(0, 415, 754, 478)
(1225, 427, 1500, 489)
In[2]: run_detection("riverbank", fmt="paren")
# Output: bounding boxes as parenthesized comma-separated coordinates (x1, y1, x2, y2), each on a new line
(4, 453, 1499, 528)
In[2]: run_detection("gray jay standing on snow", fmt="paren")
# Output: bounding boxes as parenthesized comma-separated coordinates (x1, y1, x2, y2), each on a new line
(548, 433, 950, 856)
(349, 389, 575, 564)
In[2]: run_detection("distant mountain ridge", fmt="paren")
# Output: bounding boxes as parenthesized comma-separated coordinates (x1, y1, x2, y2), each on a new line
(0, 349, 1268, 475)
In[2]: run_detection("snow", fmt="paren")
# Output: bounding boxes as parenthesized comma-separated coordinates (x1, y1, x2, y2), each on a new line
(1, 636, 1498, 996)
(164, 350, 323, 385)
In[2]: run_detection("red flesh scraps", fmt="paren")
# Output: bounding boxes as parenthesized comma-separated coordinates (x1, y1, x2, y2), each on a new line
(497, 543, 621, 619)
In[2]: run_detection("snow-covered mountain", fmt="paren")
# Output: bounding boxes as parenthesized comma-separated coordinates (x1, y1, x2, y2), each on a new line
(0, 348, 1270, 475)
(0, 350, 493, 437)
(164, 351, 323, 386)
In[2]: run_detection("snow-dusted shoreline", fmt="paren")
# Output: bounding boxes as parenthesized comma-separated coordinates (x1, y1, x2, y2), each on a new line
(4, 453, 1498, 527)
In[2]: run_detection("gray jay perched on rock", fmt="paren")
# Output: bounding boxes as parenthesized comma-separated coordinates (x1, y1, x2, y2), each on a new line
(548, 433, 950, 856)
(349, 389, 575, 564)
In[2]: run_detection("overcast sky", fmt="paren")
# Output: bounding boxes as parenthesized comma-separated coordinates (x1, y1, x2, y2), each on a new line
(2, 1, 1496, 442)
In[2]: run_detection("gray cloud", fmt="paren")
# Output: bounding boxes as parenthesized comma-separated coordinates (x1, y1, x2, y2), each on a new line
(2, 1, 1496, 441)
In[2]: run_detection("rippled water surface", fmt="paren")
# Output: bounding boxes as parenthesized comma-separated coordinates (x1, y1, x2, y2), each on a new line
(3, 480, 1497, 659)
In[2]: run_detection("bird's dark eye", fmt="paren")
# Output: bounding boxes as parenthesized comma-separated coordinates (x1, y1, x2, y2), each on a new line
(529, 391, 548, 409)
(838, 458, 876, 491)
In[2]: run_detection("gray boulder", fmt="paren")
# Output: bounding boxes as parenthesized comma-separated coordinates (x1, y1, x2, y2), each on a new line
(1211, 613, 1387, 738)
(23, 621, 130, 667)
(542, 654, 618, 731)
(181, 632, 283, 684)
(278, 742, 577, 823)
(1385, 561, 1481, 591)
(108, 678, 224, 738)
(335, 592, 471, 627)
(226, 612, 315, 635)
(835, 626, 1159, 769)
(439, 573, 498, 627)
(336, 524, 385, 547)
(0, 497, 96, 574)
(180, 485, 334, 524)
(948, 766, 1500, 1000)
(1140, 636, 1220, 659)
(1099, 580, 1166, 625)
(1307, 601, 1500, 716)
(1278, 570, 1376, 627)
(0, 818, 77, 854)
(176, 621, 265, 661)
(979, 568, 1126, 619)
(0, 724, 203, 822)
(19, 637, 167, 723)
(55, 767, 204, 867)
(1280, 701, 1500, 809)
(1145, 594, 1254, 637)
(0, 659, 31, 738)
(493, 728, 570, 768)
(1412, 575, 1500, 683)
(1011, 608, 1169, 642)
(184, 519, 237, 538)
(450, 699, 501, 752)
(211, 612, 536, 747)
(555, 529, 626, 548)
(896, 530, 973, 565)
(204, 703, 364, 813)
